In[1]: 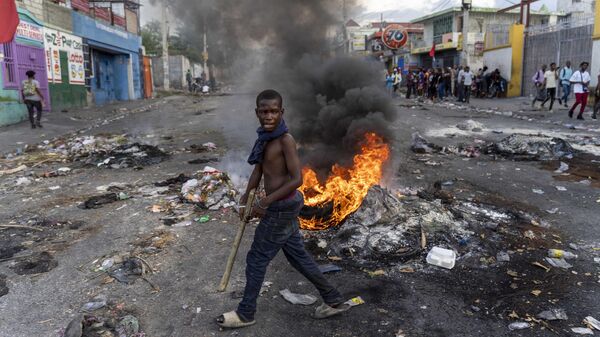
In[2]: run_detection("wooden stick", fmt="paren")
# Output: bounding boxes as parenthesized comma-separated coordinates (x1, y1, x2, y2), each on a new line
(218, 189, 256, 292)
(0, 224, 43, 231)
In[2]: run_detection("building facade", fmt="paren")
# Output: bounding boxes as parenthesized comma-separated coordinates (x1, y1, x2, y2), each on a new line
(410, 7, 561, 69)
(0, 0, 143, 126)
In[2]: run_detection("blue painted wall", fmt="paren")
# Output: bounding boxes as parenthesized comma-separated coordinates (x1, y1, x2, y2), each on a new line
(72, 11, 142, 104)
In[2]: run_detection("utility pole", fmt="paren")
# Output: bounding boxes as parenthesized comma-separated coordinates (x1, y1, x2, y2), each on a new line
(342, 0, 348, 53)
(203, 15, 210, 81)
(461, 0, 472, 66)
(161, 0, 169, 90)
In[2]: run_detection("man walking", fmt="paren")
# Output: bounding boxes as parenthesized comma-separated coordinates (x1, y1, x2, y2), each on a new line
(186, 69, 193, 92)
(559, 61, 573, 107)
(460, 66, 474, 103)
(568, 62, 591, 120)
(392, 68, 402, 98)
(531, 65, 546, 108)
(21, 70, 45, 129)
(541, 63, 558, 111)
(593, 72, 599, 120)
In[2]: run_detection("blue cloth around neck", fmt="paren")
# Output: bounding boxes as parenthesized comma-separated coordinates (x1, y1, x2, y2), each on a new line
(247, 119, 289, 165)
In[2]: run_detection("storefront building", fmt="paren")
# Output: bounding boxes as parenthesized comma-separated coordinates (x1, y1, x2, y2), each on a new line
(0, 9, 50, 126)
(72, 11, 142, 105)
(43, 27, 87, 111)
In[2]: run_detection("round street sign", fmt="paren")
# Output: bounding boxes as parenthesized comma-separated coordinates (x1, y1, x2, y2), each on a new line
(382, 24, 409, 50)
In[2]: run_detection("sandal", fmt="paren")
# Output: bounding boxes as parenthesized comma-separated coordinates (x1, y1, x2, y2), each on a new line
(313, 303, 351, 319)
(216, 311, 256, 329)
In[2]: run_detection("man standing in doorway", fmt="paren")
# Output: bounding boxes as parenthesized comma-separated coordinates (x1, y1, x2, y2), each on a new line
(559, 61, 573, 107)
(568, 62, 591, 120)
(541, 63, 558, 111)
(21, 70, 45, 129)
(592, 72, 599, 120)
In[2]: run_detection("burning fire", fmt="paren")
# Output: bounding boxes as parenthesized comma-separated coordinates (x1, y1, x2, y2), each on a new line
(299, 133, 390, 230)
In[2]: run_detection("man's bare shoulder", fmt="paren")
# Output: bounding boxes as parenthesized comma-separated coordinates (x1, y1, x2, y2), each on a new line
(279, 133, 296, 145)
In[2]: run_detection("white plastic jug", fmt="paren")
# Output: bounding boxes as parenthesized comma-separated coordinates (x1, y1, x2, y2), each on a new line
(426, 246, 456, 269)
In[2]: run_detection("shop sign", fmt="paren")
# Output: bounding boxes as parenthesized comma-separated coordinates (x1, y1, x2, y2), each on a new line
(16, 21, 44, 43)
(382, 24, 408, 50)
(43, 28, 85, 85)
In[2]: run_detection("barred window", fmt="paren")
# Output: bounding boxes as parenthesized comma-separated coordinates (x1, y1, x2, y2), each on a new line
(1, 42, 18, 89)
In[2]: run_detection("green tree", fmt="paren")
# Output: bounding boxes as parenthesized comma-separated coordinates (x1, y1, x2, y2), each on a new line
(141, 20, 162, 56)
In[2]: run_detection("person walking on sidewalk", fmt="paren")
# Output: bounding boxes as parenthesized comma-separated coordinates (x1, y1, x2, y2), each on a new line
(541, 63, 558, 111)
(568, 62, 591, 120)
(593, 73, 600, 120)
(559, 61, 573, 107)
(21, 70, 45, 129)
(531, 65, 546, 108)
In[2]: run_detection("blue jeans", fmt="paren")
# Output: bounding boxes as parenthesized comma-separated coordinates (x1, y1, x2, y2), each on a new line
(237, 191, 343, 320)
(561, 83, 571, 104)
(438, 83, 445, 100)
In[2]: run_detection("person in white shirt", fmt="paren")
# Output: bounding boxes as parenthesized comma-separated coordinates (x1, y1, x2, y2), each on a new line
(461, 66, 474, 103)
(541, 62, 558, 111)
(568, 61, 591, 120)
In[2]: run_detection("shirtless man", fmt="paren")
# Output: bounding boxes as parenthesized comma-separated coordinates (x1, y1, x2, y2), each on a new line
(217, 89, 348, 329)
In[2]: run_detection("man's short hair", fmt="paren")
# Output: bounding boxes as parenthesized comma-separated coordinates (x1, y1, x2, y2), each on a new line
(580, 62, 589, 67)
(256, 89, 283, 107)
(25, 70, 35, 77)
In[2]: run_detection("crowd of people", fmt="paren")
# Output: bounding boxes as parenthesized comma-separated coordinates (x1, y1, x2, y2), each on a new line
(385, 65, 507, 104)
(385, 61, 599, 120)
(532, 61, 599, 120)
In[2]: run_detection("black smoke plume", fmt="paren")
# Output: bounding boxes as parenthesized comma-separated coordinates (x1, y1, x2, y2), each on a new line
(168, 0, 397, 169)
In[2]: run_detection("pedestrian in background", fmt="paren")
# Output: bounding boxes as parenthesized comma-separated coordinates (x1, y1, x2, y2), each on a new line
(457, 66, 465, 102)
(568, 61, 591, 120)
(541, 62, 558, 111)
(392, 68, 402, 98)
(593, 72, 599, 120)
(406, 71, 415, 99)
(385, 70, 394, 97)
(437, 68, 446, 101)
(531, 65, 547, 108)
(461, 66, 474, 104)
(186, 69, 193, 92)
(559, 61, 573, 107)
(21, 70, 45, 129)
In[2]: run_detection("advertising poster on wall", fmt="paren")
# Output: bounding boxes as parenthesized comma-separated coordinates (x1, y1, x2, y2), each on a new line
(43, 28, 85, 85)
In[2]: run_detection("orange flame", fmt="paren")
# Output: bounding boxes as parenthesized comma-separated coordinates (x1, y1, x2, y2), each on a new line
(299, 133, 390, 230)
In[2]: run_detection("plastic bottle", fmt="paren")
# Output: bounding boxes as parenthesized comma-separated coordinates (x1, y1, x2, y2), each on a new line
(548, 249, 578, 259)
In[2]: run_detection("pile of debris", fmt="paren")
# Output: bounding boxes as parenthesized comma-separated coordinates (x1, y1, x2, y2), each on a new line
(63, 300, 144, 337)
(486, 134, 575, 161)
(180, 166, 238, 210)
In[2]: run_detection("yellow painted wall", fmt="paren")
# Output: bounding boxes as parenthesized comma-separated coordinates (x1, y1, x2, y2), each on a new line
(594, 0, 600, 40)
(508, 24, 524, 97)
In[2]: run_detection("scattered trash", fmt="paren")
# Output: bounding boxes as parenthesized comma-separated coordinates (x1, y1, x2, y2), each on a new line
(532, 189, 545, 195)
(548, 249, 577, 259)
(571, 327, 594, 335)
(584, 316, 600, 331)
(426, 246, 456, 269)
(181, 166, 238, 210)
(81, 294, 108, 311)
(524, 230, 536, 239)
(546, 208, 559, 214)
(555, 162, 569, 173)
(456, 119, 484, 132)
(544, 257, 573, 269)
(279, 288, 317, 305)
(488, 134, 574, 161)
(496, 251, 510, 263)
(532, 261, 551, 272)
(411, 132, 435, 154)
(508, 322, 531, 330)
(115, 315, 141, 337)
(15, 177, 31, 186)
(108, 257, 148, 284)
(172, 220, 192, 228)
(317, 239, 328, 249)
(345, 296, 365, 307)
(195, 215, 210, 223)
(555, 186, 567, 191)
(318, 264, 342, 274)
(0, 164, 28, 176)
(537, 308, 568, 321)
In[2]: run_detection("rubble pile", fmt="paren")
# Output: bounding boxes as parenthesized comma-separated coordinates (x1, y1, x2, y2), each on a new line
(487, 134, 575, 161)
(63, 309, 144, 337)
(305, 185, 544, 266)
(180, 166, 238, 210)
